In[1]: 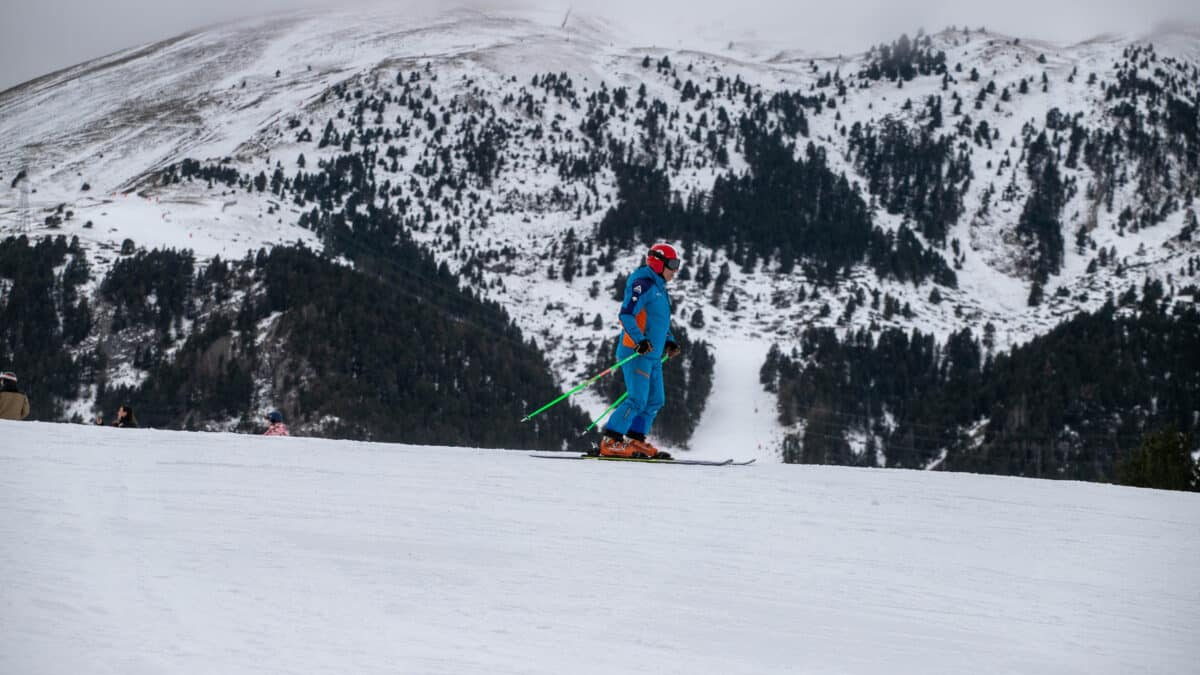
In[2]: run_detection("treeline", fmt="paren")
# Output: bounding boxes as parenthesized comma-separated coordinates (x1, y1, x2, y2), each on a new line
(597, 131, 957, 286)
(1014, 128, 1068, 286)
(102, 248, 197, 333)
(848, 118, 971, 247)
(0, 235, 95, 419)
(761, 280, 1200, 487)
(106, 242, 589, 448)
(1096, 44, 1200, 230)
(860, 33, 948, 82)
(2, 234, 589, 449)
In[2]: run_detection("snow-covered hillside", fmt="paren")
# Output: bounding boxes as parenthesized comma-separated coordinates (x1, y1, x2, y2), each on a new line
(1, 420, 1197, 674)
(0, 5, 1197, 448)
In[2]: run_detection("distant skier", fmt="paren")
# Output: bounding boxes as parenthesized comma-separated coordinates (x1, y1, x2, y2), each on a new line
(263, 410, 290, 437)
(0, 371, 31, 421)
(112, 404, 138, 428)
(598, 243, 682, 459)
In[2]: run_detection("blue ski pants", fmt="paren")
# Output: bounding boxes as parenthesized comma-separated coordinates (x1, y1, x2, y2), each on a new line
(605, 344, 665, 436)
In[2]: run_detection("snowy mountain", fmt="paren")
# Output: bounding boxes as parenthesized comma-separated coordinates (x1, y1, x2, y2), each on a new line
(0, 5, 1197, 469)
(2, 420, 1198, 674)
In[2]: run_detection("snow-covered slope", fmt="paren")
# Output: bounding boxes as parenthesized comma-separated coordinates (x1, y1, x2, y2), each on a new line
(2, 420, 1197, 674)
(0, 5, 1197, 446)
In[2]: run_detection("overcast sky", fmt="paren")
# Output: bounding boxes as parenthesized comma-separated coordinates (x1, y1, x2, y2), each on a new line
(2, 0, 1198, 92)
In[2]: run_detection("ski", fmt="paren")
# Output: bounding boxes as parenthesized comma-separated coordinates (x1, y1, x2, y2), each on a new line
(529, 453, 755, 466)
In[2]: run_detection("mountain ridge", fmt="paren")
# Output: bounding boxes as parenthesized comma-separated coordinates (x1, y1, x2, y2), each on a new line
(1, 6, 1197, 471)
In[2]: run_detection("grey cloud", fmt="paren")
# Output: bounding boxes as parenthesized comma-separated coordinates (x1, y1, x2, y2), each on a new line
(3, 0, 1198, 92)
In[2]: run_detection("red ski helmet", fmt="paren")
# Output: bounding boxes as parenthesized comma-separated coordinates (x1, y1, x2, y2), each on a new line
(646, 243, 682, 274)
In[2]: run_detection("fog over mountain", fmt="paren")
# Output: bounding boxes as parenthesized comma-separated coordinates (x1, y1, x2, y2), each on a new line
(4, 0, 1199, 91)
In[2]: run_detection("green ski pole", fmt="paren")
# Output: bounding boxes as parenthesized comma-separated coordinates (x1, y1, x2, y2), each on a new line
(583, 353, 673, 433)
(521, 352, 641, 422)
(584, 392, 628, 433)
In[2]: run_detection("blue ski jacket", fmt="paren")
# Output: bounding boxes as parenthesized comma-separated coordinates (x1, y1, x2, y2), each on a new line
(617, 265, 675, 357)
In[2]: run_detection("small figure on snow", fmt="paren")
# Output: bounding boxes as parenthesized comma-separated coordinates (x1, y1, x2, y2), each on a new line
(597, 243, 683, 459)
(112, 404, 138, 428)
(263, 410, 290, 437)
(0, 371, 31, 421)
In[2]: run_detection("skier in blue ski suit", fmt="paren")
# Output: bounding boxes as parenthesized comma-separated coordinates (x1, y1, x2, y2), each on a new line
(599, 243, 683, 459)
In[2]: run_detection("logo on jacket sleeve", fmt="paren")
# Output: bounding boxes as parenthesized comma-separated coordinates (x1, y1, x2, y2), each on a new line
(622, 277, 658, 315)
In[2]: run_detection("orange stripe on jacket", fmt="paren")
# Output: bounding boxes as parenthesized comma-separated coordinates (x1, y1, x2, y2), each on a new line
(621, 309, 648, 348)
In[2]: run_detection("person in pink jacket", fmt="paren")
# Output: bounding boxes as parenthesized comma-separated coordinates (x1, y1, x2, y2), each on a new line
(263, 410, 290, 436)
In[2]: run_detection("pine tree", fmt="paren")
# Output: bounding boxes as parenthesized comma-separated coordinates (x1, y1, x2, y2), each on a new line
(1028, 281, 1044, 306)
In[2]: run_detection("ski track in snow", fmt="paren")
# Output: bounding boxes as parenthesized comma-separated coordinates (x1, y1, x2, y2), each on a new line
(687, 337, 783, 463)
(2, 421, 1198, 675)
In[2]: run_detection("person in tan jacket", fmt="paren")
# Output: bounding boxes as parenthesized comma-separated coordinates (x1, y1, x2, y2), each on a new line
(0, 371, 31, 420)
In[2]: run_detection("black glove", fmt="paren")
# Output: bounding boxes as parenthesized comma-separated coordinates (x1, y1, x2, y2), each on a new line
(664, 341, 681, 358)
(635, 339, 653, 355)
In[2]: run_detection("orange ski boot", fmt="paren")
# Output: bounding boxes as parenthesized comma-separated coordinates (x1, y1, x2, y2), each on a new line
(625, 432, 672, 460)
(598, 432, 637, 457)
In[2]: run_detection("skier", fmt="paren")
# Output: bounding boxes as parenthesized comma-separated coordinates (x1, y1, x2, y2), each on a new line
(112, 404, 138, 428)
(597, 243, 682, 459)
(0, 371, 31, 420)
(263, 410, 290, 437)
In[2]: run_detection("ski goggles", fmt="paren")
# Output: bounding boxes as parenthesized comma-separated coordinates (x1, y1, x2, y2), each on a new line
(649, 251, 682, 271)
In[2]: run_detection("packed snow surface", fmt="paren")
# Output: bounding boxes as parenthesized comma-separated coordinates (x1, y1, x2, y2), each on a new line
(2, 420, 1198, 674)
